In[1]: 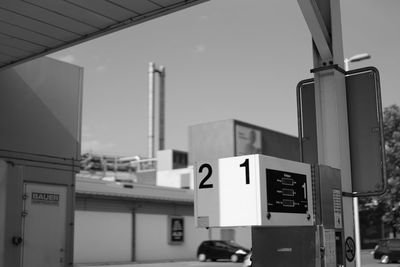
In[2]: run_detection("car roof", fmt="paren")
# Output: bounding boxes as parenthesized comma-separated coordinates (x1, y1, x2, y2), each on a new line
(201, 240, 248, 249)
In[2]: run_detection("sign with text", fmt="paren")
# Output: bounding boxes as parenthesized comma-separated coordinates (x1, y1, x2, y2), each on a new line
(194, 154, 313, 227)
(168, 216, 184, 244)
(31, 192, 60, 206)
(266, 169, 308, 213)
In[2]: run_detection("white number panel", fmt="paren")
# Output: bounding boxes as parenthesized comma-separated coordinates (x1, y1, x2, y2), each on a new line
(194, 155, 314, 227)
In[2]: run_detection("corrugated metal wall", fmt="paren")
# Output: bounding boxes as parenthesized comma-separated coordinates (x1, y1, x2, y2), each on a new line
(75, 194, 203, 263)
(135, 214, 208, 262)
(74, 194, 252, 263)
(74, 210, 133, 263)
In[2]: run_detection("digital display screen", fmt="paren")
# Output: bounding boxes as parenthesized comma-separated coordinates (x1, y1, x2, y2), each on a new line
(266, 168, 308, 214)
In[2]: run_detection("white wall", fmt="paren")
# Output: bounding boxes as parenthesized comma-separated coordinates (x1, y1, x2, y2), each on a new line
(74, 210, 252, 264)
(74, 210, 132, 263)
(235, 227, 252, 249)
(156, 167, 194, 189)
(210, 227, 252, 249)
(135, 214, 208, 262)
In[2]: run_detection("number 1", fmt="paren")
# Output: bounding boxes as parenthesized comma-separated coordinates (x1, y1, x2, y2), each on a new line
(240, 158, 250, 184)
(302, 182, 307, 199)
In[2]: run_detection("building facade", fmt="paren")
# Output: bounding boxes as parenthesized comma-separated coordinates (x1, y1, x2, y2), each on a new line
(74, 177, 251, 264)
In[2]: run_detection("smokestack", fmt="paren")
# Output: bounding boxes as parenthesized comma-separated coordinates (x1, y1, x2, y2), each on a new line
(148, 62, 166, 158)
(148, 62, 155, 159)
(159, 66, 165, 151)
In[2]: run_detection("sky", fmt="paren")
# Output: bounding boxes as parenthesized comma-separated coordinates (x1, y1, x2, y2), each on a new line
(50, 0, 400, 157)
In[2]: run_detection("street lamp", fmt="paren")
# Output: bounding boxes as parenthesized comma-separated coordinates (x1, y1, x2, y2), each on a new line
(344, 53, 371, 71)
(344, 53, 371, 267)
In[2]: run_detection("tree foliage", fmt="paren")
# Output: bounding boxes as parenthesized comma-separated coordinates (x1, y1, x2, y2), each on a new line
(378, 104, 400, 232)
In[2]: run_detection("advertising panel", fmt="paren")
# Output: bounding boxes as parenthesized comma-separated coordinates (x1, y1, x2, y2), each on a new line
(168, 216, 184, 244)
(235, 125, 262, 155)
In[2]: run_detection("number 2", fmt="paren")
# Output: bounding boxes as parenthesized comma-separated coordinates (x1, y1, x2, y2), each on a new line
(198, 163, 213, 189)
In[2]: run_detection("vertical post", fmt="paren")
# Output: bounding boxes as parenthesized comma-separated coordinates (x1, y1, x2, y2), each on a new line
(353, 197, 361, 267)
(159, 66, 166, 151)
(148, 62, 155, 159)
(298, 0, 354, 266)
(344, 58, 361, 267)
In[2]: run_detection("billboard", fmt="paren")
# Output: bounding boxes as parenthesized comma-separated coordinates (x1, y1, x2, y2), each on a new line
(189, 119, 299, 165)
(235, 125, 262, 155)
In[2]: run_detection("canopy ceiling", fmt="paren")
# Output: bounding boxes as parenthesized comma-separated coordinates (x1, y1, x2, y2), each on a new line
(0, 0, 208, 70)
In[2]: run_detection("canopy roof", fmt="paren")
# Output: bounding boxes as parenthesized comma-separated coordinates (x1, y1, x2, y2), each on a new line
(0, 0, 207, 70)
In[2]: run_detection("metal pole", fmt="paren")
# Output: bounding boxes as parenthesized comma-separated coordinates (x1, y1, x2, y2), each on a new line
(148, 62, 156, 159)
(159, 66, 165, 151)
(344, 58, 358, 267)
(313, 2, 354, 262)
(298, 0, 354, 266)
(353, 197, 361, 267)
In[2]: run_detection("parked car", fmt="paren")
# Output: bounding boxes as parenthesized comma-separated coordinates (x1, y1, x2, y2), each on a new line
(373, 239, 400, 263)
(243, 250, 252, 267)
(197, 240, 250, 262)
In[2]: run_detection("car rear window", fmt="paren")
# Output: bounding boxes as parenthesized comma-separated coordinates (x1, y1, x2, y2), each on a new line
(215, 241, 230, 248)
(389, 240, 400, 248)
(379, 240, 388, 246)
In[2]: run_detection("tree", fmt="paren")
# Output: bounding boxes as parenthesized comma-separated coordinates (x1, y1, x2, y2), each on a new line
(378, 104, 400, 235)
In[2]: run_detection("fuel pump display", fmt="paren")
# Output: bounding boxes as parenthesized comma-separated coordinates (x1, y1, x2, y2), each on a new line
(266, 169, 309, 213)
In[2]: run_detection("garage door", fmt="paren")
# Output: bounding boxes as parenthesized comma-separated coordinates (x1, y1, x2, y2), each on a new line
(74, 210, 133, 263)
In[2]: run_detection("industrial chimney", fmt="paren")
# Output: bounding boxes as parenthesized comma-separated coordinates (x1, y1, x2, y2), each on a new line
(148, 62, 166, 159)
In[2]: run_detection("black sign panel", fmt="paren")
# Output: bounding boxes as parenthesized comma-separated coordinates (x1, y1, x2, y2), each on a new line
(169, 217, 184, 244)
(297, 67, 386, 196)
(336, 231, 344, 265)
(266, 169, 308, 213)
